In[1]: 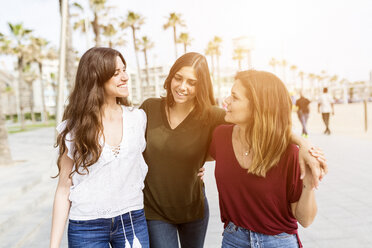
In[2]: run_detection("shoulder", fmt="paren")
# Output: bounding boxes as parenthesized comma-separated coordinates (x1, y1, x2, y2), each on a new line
(123, 106, 147, 122)
(282, 144, 299, 160)
(214, 124, 233, 136)
(56, 119, 68, 134)
(209, 105, 226, 124)
(141, 98, 161, 108)
(56, 119, 73, 139)
(140, 98, 162, 115)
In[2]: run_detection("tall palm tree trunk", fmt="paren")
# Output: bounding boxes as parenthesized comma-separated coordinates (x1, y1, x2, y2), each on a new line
(17, 56, 26, 130)
(38, 62, 48, 124)
(144, 49, 150, 86)
(216, 55, 221, 102)
(0, 95, 12, 165)
(183, 43, 186, 54)
(28, 82, 35, 124)
(210, 55, 215, 80)
(93, 12, 101, 46)
(131, 27, 142, 103)
(173, 26, 177, 59)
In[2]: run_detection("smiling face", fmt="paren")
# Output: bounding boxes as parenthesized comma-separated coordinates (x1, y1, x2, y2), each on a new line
(103, 56, 129, 98)
(224, 79, 251, 125)
(170, 66, 197, 105)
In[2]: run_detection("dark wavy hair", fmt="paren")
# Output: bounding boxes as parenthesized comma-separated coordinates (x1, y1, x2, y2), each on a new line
(55, 47, 129, 177)
(163, 52, 216, 120)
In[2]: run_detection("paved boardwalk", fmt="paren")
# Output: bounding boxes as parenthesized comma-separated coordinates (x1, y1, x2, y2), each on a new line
(0, 103, 371, 247)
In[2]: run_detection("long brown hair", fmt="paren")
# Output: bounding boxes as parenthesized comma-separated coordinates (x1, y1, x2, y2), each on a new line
(55, 47, 129, 177)
(163, 52, 216, 120)
(236, 70, 292, 177)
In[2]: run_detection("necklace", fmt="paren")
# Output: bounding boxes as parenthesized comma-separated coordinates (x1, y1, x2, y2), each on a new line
(237, 126, 250, 157)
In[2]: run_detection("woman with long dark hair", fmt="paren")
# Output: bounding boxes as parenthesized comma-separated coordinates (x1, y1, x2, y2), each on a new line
(50, 47, 149, 248)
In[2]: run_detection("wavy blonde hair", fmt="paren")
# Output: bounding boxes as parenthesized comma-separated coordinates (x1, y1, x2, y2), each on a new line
(236, 70, 292, 177)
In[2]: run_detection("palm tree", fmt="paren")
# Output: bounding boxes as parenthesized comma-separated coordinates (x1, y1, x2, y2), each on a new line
(59, 0, 76, 92)
(281, 59, 287, 84)
(233, 48, 245, 71)
(177, 32, 192, 54)
(102, 23, 116, 48)
(121, 11, 145, 103)
(329, 75, 338, 88)
(289, 65, 297, 90)
(205, 41, 215, 78)
(22, 63, 38, 123)
(72, 0, 108, 47)
(138, 36, 154, 86)
(268, 57, 277, 74)
(72, 2, 91, 48)
(307, 73, 316, 99)
(101, 17, 127, 49)
(0, 85, 13, 165)
(298, 71, 305, 91)
(163, 13, 185, 59)
(89, 0, 107, 46)
(213, 36, 222, 99)
(28, 37, 58, 124)
(8, 23, 33, 130)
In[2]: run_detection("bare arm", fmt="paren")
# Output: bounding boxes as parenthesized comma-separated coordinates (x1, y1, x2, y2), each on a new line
(291, 166, 317, 228)
(50, 152, 73, 248)
(291, 133, 327, 188)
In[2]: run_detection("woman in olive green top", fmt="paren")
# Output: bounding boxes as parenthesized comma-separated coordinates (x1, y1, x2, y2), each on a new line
(140, 52, 326, 248)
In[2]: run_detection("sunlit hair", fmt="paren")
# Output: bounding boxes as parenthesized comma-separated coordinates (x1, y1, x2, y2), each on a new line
(236, 70, 292, 177)
(163, 52, 216, 119)
(55, 47, 129, 177)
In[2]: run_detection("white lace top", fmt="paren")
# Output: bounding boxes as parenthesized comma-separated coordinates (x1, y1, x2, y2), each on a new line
(56, 106, 148, 220)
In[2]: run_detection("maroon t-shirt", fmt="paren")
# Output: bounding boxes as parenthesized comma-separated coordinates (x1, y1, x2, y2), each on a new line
(209, 124, 303, 236)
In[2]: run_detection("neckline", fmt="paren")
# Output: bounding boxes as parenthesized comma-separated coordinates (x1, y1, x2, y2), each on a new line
(102, 105, 125, 147)
(160, 99, 196, 131)
(230, 125, 250, 170)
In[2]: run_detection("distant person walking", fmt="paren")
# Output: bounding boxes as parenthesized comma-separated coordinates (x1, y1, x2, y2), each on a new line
(296, 93, 311, 137)
(318, 87, 334, 135)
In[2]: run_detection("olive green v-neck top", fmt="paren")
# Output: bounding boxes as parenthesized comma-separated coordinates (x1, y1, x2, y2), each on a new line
(140, 98, 226, 223)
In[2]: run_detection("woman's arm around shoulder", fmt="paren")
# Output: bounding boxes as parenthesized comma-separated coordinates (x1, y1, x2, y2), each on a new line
(50, 152, 73, 248)
(291, 133, 328, 188)
(291, 166, 317, 228)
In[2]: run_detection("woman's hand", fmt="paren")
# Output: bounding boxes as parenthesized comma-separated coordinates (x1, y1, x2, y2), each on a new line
(309, 146, 328, 181)
(299, 144, 328, 189)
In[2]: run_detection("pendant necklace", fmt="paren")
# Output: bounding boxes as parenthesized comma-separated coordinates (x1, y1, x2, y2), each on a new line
(238, 127, 250, 157)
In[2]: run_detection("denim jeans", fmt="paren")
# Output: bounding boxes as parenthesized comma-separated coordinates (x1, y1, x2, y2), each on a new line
(222, 222, 299, 248)
(297, 111, 309, 135)
(146, 193, 209, 248)
(68, 209, 149, 248)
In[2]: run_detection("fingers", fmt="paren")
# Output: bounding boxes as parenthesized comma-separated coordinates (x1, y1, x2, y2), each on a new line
(299, 158, 306, 180)
(310, 146, 324, 157)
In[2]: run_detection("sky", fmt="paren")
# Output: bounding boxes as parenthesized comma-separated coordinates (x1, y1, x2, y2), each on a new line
(0, 0, 371, 82)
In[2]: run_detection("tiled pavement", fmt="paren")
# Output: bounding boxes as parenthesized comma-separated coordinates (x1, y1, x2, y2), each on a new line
(0, 102, 371, 247)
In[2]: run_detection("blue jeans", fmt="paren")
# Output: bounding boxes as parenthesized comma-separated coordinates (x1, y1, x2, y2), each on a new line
(68, 209, 149, 248)
(297, 111, 309, 135)
(222, 222, 299, 248)
(146, 194, 209, 248)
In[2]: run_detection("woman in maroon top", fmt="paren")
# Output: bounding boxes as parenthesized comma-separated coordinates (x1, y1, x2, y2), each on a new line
(209, 70, 323, 248)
